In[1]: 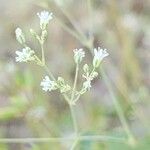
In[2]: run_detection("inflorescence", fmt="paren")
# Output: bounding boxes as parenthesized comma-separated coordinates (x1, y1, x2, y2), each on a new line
(15, 10, 109, 105)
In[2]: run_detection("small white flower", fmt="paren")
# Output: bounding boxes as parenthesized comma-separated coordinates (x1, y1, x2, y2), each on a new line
(37, 11, 53, 30)
(73, 48, 85, 64)
(15, 28, 25, 44)
(83, 80, 92, 91)
(40, 76, 58, 92)
(93, 47, 109, 68)
(15, 47, 35, 62)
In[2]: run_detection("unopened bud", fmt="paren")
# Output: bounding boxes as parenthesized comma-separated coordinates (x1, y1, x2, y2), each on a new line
(15, 28, 25, 44)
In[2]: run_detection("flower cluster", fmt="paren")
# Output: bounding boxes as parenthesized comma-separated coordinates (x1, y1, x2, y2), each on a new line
(40, 46, 109, 100)
(15, 11, 53, 65)
(15, 47, 35, 62)
(73, 48, 85, 64)
(37, 11, 53, 30)
(40, 76, 58, 92)
(40, 76, 71, 93)
(69, 47, 109, 103)
(93, 47, 109, 68)
(82, 64, 98, 91)
(15, 28, 25, 44)
(15, 10, 109, 105)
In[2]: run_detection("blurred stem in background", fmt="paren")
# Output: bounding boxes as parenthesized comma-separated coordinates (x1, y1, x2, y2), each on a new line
(0, 135, 126, 143)
(106, 0, 142, 97)
(43, 0, 137, 146)
(87, 0, 137, 145)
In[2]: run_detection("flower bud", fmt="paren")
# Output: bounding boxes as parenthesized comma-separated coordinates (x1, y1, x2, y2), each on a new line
(91, 71, 98, 79)
(73, 48, 85, 64)
(57, 77, 71, 93)
(15, 28, 25, 44)
(83, 64, 89, 73)
(93, 58, 100, 68)
(41, 30, 48, 44)
(57, 77, 65, 86)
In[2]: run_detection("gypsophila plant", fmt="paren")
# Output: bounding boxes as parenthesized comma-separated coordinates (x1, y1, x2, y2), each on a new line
(14, 10, 109, 149)
(15, 10, 109, 105)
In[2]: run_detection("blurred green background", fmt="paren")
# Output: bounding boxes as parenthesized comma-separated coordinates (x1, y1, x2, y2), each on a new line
(0, 0, 150, 149)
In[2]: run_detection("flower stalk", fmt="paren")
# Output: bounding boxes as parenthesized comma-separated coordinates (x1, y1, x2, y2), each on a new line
(14, 10, 110, 150)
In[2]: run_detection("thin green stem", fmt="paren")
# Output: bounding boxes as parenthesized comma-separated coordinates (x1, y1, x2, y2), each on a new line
(44, 64, 56, 81)
(0, 137, 74, 143)
(0, 135, 126, 143)
(69, 64, 80, 149)
(87, 0, 94, 39)
(71, 64, 79, 103)
(39, 45, 78, 143)
(32, 53, 75, 144)
(53, 0, 87, 42)
(69, 63, 79, 134)
(56, 17, 85, 44)
(80, 135, 126, 142)
(43, 64, 70, 102)
(41, 43, 45, 65)
(69, 104, 78, 135)
(100, 68, 135, 141)
(90, 67, 96, 76)
(70, 138, 79, 150)
(39, 39, 70, 102)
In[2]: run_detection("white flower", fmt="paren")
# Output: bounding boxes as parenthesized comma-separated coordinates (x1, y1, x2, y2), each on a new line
(37, 11, 53, 30)
(83, 80, 92, 91)
(15, 47, 35, 62)
(15, 28, 25, 44)
(40, 76, 58, 92)
(93, 47, 109, 68)
(73, 48, 85, 64)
